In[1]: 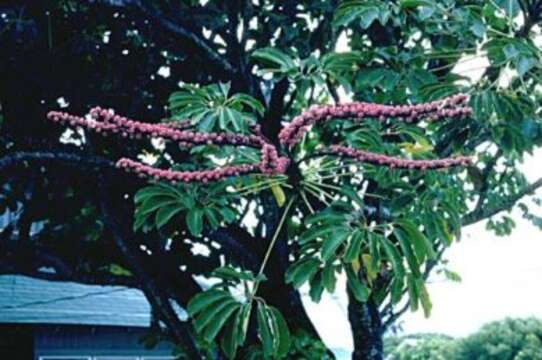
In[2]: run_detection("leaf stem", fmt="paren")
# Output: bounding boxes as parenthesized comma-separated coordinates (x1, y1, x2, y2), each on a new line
(250, 197, 295, 299)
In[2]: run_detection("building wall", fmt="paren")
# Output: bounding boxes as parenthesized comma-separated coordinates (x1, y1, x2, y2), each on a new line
(0, 324, 34, 359)
(34, 324, 175, 360)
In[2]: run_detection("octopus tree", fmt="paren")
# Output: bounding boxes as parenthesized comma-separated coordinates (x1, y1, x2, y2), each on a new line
(46, 92, 472, 359)
(2, 1, 542, 360)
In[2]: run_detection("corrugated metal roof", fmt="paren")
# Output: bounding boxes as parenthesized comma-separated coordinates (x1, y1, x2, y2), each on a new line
(0, 275, 153, 327)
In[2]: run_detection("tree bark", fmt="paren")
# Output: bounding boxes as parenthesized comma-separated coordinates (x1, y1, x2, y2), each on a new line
(348, 292, 383, 360)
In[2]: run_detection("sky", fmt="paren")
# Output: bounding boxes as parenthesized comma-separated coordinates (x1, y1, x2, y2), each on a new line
(301, 149, 542, 355)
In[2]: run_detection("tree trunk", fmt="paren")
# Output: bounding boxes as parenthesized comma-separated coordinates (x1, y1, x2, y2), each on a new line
(347, 290, 383, 360)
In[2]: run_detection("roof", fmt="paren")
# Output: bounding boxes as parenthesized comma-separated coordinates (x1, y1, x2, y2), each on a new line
(0, 275, 156, 327)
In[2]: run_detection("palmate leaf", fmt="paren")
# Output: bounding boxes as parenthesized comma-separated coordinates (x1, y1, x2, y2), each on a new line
(134, 183, 235, 234)
(133, 184, 188, 231)
(168, 82, 263, 132)
(187, 289, 244, 355)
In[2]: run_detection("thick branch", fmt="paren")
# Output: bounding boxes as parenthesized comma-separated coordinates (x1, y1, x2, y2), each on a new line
(0, 151, 115, 173)
(99, 177, 201, 359)
(91, 0, 237, 76)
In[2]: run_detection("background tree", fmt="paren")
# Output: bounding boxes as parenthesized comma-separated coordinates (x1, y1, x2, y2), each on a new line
(384, 333, 456, 360)
(1, 1, 542, 359)
(385, 318, 542, 360)
(456, 318, 542, 360)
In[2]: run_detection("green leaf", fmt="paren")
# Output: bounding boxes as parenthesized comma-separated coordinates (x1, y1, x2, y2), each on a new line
(395, 220, 436, 261)
(257, 303, 274, 358)
(321, 227, 350, 261)
(203, 301, 240, 343)
(380, 236, 405, 277)
(358, 6, 380, 29)
(219, 207, 238, 223)
(220, 307, 242, 359)
(407, 274, 420, 311)
(252, 47, 296, 73)
(400, 0, 434, 8)
(419, 281, 432, 318)
(431, 213, 453, 246)
(134, 186, 175, 203)
(334, 2, 385, 29)
(309, 272, 325, 302)
(194, 297, 238, 333)
(321, 52, 361, 74)
(322, 264, 337, 292)
(237, 303, 251, 345)
(137, 196, 179, 216)
(155, 204, 183, 229)
(230, 93, 265, 116)
(304, 211, 346, 226)
(298, 224, 336, 244)
(204, 208, 220, 229)
(444, 269, 462, 282)
(340, 186, 364, 207)
(390, 276, 405, 304)
(268, 307, 291, 358)
(109, 263, 132, 276)
(187, 289, 231, 316)
(344, 229, 364, 262)
(495, 0, 520, 16)
(345, 265, 370, 302)
(285, 258, 320, 288)
(211, 266, 259, 282)
(395, 228, 421, 277)
(186, 208, 204, 237)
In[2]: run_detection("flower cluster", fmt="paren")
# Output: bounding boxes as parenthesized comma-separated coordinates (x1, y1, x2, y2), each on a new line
(47, 93, 473, 184)
(260, 144, 290, 175)
(278, 94, 471, 148)
(47, 107, 287, 182)
(327, 145, 471, 170)
(48, 107, 266, 148)
(116, 158, 258, 183)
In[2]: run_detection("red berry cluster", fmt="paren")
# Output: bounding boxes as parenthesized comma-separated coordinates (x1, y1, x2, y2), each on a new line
(47, 107, 290, 182)
(327, 145, 471, 170)
(278, 94, 471, 148)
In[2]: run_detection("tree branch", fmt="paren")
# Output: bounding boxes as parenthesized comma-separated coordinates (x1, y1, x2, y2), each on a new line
(462, 177, 542, 226)
(99, 175, 201, 359)
(91, 0, 237, 76)
(0, 151, 115, 173)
